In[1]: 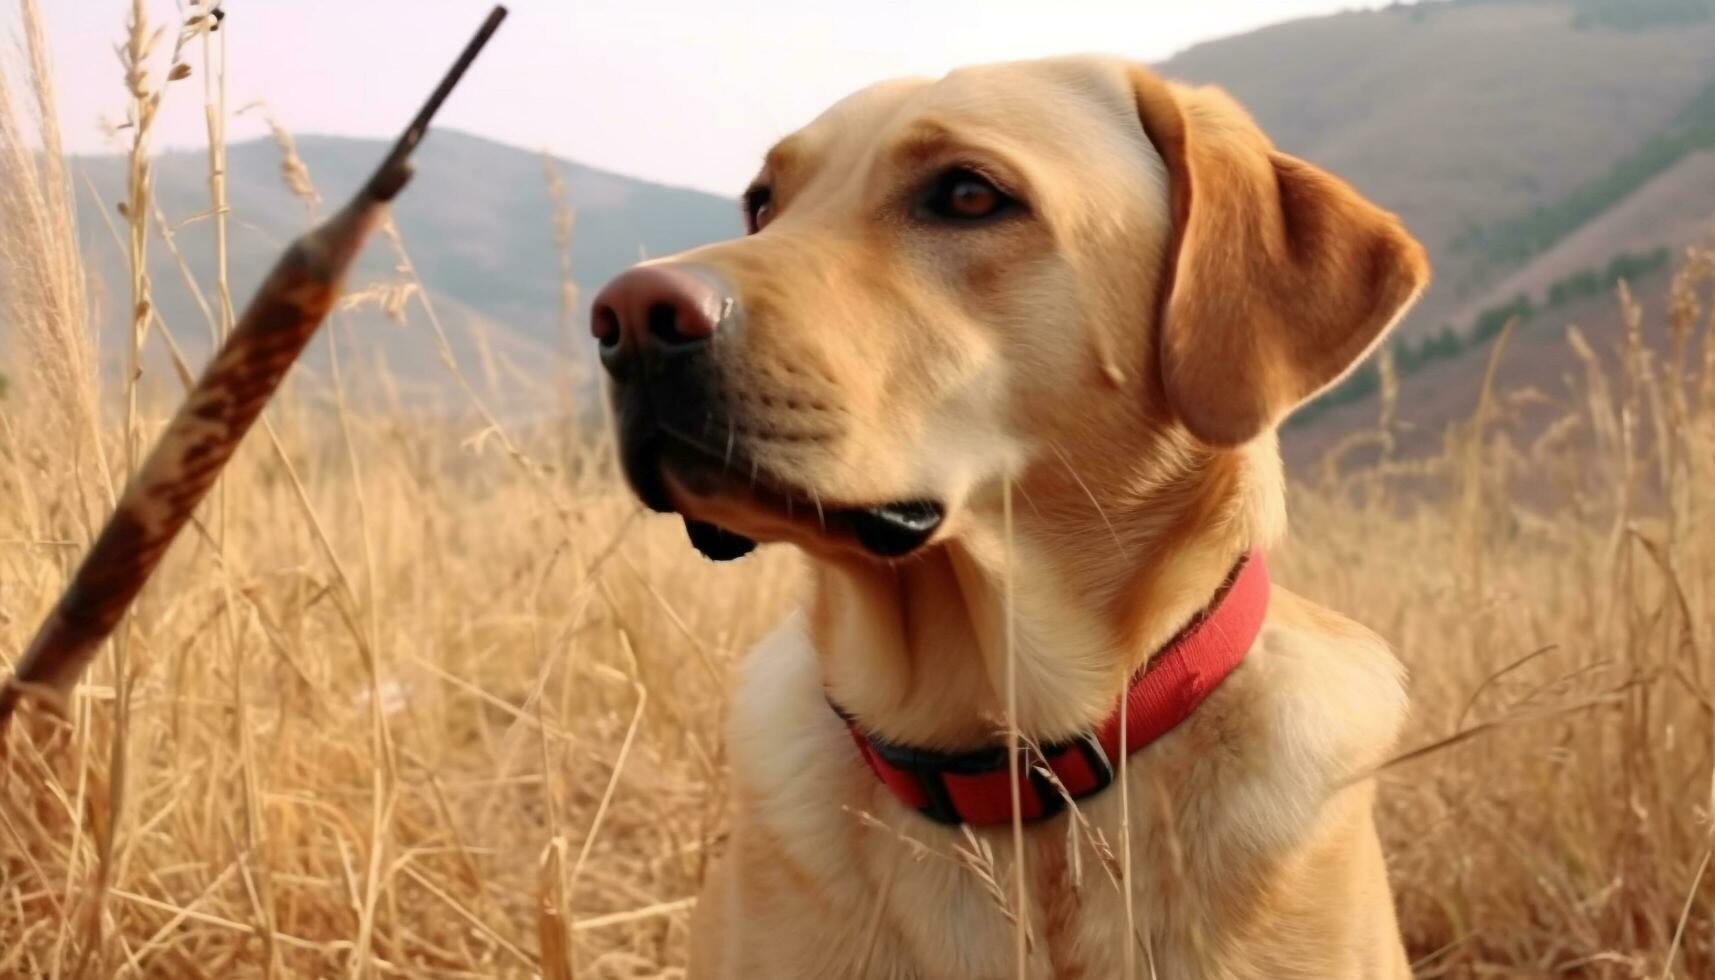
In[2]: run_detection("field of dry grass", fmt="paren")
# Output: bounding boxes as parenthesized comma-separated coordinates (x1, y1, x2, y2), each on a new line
(3, 2, 1715, 977)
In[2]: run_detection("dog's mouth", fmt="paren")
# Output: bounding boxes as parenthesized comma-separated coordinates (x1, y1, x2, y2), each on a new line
(620, 425, 945, 562)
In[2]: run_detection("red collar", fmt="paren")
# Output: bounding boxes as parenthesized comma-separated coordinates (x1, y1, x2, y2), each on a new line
(840, 551, 1269, 826)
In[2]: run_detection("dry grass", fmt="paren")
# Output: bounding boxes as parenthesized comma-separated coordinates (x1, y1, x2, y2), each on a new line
(1293, 252, 1715, 976)
(3, 4, 1715, 977)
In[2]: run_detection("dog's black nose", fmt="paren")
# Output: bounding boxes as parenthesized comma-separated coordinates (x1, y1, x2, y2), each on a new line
(590, 263, 734, 379)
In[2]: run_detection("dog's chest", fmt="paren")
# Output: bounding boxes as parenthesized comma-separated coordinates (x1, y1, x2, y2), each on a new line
(722, 609, 1406, 979)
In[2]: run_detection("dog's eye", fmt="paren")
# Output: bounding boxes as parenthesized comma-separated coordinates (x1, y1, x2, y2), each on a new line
(743, 185, 774, 233)
(919, 168, 1017, 223)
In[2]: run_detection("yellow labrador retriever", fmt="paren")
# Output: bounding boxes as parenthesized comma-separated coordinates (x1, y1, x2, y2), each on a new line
(591, 56, 1426, 979)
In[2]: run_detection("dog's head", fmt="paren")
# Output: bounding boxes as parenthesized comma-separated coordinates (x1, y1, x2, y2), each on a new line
(591, 57, 1428, 565)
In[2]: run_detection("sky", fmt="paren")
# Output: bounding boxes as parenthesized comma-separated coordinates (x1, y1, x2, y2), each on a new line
(21, 1, 1373, 196)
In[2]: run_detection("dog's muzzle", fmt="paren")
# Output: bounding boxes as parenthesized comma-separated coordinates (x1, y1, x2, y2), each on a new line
(590, 261, 946, 562)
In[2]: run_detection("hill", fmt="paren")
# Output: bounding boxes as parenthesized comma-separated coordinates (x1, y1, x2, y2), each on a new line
(1447, 149, 1715, 326)
(70, 130, 740, 409)
(1281, 259, 1681, 469)
(1161, 0, 1715, 338)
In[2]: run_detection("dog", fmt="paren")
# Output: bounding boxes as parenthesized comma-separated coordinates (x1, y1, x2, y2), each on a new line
(590, 56, 1427, 979)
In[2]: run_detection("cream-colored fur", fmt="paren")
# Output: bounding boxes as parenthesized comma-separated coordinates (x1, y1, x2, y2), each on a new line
(604, 55, 1427, 979)
(695, 593, 1410, 979)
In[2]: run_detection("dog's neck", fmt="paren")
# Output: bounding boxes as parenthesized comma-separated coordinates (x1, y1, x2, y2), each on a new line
(810, 438, 1285, 751)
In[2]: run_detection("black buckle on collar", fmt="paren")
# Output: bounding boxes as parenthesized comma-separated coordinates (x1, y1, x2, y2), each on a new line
(863, 736, 1008, 826)
(1030, 731, 1115, 820)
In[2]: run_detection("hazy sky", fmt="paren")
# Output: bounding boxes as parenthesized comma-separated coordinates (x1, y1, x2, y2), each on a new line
(25, 1, 1369, 196)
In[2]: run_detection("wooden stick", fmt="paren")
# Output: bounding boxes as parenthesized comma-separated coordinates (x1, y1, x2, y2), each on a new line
(0, 6, 509, 727)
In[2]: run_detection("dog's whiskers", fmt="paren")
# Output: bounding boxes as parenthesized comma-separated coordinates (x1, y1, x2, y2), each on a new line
(1013, 479, 1044, 521)
(1049, 441, 1129, 561)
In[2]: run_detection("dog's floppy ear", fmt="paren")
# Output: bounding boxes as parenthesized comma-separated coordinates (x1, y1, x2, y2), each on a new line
(1130, 67, 1430, 447)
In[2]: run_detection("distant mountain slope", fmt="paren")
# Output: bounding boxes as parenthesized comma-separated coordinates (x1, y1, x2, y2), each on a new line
(72, 130, 741, 405)
(1454, 68, 1715, 269)
(1280, 259, 1681, 471)
(1450, 149, 1715, 327)
(1160, 0, 1715, 337)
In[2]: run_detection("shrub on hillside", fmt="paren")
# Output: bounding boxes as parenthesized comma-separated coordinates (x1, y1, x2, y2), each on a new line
(1295, 245, 1673, 424)
(1572, 0, 1715, 30)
